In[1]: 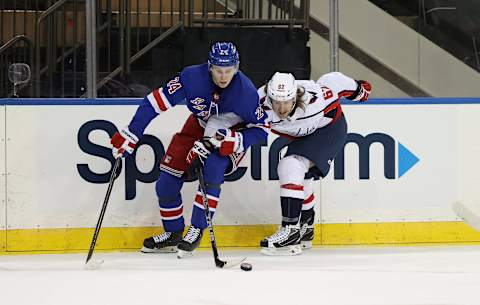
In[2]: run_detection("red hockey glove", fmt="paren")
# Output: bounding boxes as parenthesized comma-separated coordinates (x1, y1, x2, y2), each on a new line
(352, 80, 372, 102)
(111, 127, 138, 158)
(211, 128, 244, 156)
(186, 138, 214, 165)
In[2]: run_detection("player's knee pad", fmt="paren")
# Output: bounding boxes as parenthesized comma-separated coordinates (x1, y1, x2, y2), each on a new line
(278, 155, 309, 185)
(155, 171, 183, 204)
(278, 155, 310, 199)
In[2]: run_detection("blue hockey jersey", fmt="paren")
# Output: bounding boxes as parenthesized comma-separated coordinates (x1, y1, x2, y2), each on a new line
(127, 63, 267, 150)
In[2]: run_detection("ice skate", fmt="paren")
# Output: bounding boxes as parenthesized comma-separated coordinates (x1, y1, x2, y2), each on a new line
(177, 226, 203, 258)
(141, 231, 182, 253)
(260, 224, 302, 256)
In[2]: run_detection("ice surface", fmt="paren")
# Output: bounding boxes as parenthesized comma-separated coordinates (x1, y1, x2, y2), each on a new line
(1, 246, 479, 305)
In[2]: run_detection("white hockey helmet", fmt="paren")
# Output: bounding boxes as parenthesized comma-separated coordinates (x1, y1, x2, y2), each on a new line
(267, 72, 296, 102)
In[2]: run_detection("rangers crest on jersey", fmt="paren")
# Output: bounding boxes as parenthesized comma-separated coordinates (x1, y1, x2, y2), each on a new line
(213, 92, 220, 103)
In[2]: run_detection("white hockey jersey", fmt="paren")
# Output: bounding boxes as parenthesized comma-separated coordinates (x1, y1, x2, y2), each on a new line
(258, 72, 360, 138)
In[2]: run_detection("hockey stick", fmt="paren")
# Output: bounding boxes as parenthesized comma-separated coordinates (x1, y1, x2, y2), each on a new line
(85, 157, 121, 269)
(452, 201, 480, 231)
(195, 163, 246, 268)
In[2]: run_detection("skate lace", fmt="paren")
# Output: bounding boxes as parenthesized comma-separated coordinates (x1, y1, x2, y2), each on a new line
(267, 226, 292, 243)
(152, 232, 171, 243)
(184, 227, 201, 243)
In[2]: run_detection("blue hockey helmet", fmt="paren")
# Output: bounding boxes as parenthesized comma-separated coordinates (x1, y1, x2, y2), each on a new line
(208, 42, 239, 68)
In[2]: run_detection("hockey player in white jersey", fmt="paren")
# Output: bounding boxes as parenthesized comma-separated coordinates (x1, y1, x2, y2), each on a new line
(258, 72, 371, 255)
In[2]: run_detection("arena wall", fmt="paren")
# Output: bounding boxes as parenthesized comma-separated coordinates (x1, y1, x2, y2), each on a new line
(1, 98, 480, 253)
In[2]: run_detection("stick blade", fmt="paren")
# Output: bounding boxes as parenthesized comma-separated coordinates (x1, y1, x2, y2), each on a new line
(452, 201, 480, 231)
(218, 257, 247, 269)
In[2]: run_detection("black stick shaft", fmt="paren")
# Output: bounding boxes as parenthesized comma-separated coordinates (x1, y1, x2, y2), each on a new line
(196, 164, 225, 267)
(86, 158, 121, 264)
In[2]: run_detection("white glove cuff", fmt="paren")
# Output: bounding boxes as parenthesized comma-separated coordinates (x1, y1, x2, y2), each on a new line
(120, 127, 139, 144)
(235, 132, 244, 153)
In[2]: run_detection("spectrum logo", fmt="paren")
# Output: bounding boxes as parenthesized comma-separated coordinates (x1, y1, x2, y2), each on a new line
(334, 132, 419, 179)
(77, 121, 420, 199)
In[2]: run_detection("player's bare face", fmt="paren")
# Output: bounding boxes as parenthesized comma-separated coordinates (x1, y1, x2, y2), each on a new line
(272, 99, 295, 119)
(211, 66, 237, 88)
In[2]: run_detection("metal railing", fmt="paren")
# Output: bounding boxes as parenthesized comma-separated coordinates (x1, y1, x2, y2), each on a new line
(34, 0, 71, 96)
(95, 0, 188, 95)
(96, 0, 309, 95)
(2, 0, 311, 97)
(190, 0, 309, 29)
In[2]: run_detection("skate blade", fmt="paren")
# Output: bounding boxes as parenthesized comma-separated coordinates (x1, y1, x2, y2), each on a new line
(301, 240, 312, 249)
(140, 246, 178, 253)
(261, 244, 302, 256)
(177, 249, 195, 259)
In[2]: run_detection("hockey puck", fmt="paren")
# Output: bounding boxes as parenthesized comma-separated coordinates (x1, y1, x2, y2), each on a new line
(240, 262, 252, 271)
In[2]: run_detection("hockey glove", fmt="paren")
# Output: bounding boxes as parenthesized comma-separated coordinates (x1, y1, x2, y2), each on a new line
(211, 128, 244, 156)
(186, 138, 214, 165)
(352, 80, 372, 102)
(111, 127, 139, 158)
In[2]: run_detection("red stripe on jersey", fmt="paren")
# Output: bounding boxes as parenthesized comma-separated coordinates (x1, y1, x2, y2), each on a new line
(281, 183, 304, 191)
(153, 89, 168, 112)
(338, 90, 355, 99)
(160, 206, 183, 218)
(324, 99, 343, 125)
(324, 100, 340, 115)
(304, 193, 315, 204)
(195, 194, 218, 209)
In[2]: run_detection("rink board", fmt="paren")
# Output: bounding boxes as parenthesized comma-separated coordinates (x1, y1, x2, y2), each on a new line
(1, 98, 480, 252)
(0, 106, 5, 251)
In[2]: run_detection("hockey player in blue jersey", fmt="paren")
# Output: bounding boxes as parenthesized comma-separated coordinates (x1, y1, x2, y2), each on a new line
(110, 42, 267, 257)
